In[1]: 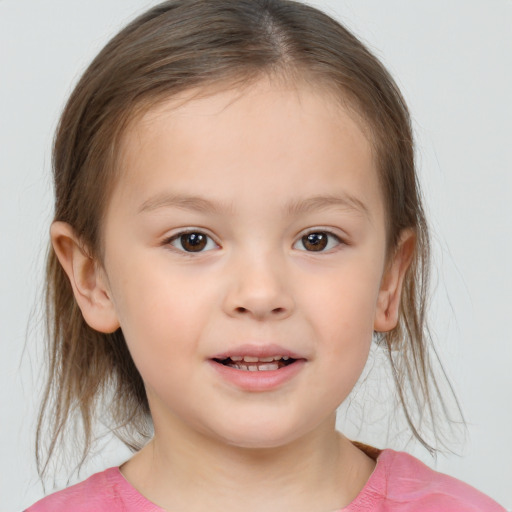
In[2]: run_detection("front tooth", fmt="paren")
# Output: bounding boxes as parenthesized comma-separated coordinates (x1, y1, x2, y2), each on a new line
(248, 365, 258, 371)
(259, 357, 275, 362)
(259, 363, 279, 371)
(243, 356, 259, 363)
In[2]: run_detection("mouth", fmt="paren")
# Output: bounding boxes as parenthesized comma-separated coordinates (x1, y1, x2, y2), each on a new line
(209, 347, 306, 391)
(213, 355, 297, 372)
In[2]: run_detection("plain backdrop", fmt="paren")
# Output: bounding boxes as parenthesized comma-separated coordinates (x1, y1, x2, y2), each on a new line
(1, 0, 511, 510)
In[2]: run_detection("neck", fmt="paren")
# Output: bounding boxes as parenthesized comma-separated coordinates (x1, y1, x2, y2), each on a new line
(121, 414, 375, 512)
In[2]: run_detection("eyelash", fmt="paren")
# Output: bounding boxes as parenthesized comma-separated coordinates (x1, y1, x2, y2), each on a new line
(165, 230, 219, 253)
(293, 230, 344, 252)
(164, 229, 344, 254)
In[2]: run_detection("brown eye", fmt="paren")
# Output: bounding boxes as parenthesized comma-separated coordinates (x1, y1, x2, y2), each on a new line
(302, 232, 328, 251)
(296, 232, 341, 252)
(181, 233, 206, 251)
(170, 232, 217, 253)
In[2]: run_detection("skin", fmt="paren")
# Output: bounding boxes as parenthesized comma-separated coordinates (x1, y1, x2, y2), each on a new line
(52, 78, 414, 512)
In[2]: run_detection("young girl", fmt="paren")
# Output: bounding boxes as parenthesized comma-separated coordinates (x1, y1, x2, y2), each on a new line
(24, 0, 506, 510)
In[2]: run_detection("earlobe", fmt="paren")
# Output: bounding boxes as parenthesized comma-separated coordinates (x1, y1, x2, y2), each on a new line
(50, 221, 120, 333)
(374, 229, 416, 332)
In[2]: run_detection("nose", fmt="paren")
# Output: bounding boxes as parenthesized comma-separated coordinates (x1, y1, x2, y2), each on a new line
(222, 252, 295, 321)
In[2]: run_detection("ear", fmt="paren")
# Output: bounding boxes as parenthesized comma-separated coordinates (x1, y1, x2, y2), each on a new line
(374, 229, 416, 332)
(50, 221, 120, 333)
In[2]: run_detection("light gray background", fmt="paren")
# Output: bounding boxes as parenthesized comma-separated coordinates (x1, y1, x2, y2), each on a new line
(1, 1, 511, 510)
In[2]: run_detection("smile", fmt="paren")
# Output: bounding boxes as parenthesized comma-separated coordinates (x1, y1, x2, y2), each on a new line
(214, 355, 294, 372)
(209, 348, 306, 391)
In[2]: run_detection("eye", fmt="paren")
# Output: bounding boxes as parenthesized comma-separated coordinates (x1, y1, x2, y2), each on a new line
(294, 231, 342, 252)
(168, 231, 218, 253)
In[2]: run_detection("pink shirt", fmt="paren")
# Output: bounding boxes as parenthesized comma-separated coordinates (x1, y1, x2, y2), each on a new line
(25, 449, 506, 511)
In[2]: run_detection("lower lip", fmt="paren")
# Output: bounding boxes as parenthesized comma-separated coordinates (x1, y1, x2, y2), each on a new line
(208, 360, 306, 392)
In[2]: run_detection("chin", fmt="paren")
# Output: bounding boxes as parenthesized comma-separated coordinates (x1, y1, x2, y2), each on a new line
(207, 418, 314, 451)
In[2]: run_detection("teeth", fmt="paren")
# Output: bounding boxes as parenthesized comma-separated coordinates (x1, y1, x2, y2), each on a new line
(223, 355, 294, 370)
(231, 362, 280, 371)
(259, 363, 279, 371)
(231, 355, 290, 363)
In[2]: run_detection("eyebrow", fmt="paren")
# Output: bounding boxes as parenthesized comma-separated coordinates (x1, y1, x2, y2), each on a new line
(285, 194, 370, 218)
(138, 193, 234, 215)
(138, 192, 369, 218)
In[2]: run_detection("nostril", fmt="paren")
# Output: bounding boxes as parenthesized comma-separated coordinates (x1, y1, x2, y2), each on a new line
(234, 306, 286, 315)
(229, 300, 293, 319)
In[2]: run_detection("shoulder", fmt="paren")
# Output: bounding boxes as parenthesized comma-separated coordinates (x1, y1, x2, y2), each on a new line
(23, 467, 158, 512)
(376, 449, 507, 511)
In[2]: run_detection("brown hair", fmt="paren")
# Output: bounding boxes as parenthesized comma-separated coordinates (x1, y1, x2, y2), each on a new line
(37, 0, 460, 478)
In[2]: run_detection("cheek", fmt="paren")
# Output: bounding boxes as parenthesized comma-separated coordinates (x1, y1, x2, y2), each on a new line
(298, 259, 381, 391)
(107, 258, 211, 373)
(300, 263, 382, 334)
(111, 266, 241, 391)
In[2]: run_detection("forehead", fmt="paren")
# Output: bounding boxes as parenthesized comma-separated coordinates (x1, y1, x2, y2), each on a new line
(111, 79, 383, 223)
(122, 77, 372, 156)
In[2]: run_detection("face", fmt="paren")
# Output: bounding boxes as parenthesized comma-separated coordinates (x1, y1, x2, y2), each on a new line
(98, 79, 397, 449)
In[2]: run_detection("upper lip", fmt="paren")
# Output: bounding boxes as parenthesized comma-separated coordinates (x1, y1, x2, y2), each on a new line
(211, 343, 305, 361)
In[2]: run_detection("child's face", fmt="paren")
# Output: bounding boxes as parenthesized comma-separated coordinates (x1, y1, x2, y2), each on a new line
(97, 79, 403, 448)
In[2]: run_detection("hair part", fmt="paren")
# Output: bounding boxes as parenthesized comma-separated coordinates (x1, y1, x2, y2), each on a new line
(37, 0, 461, 480)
